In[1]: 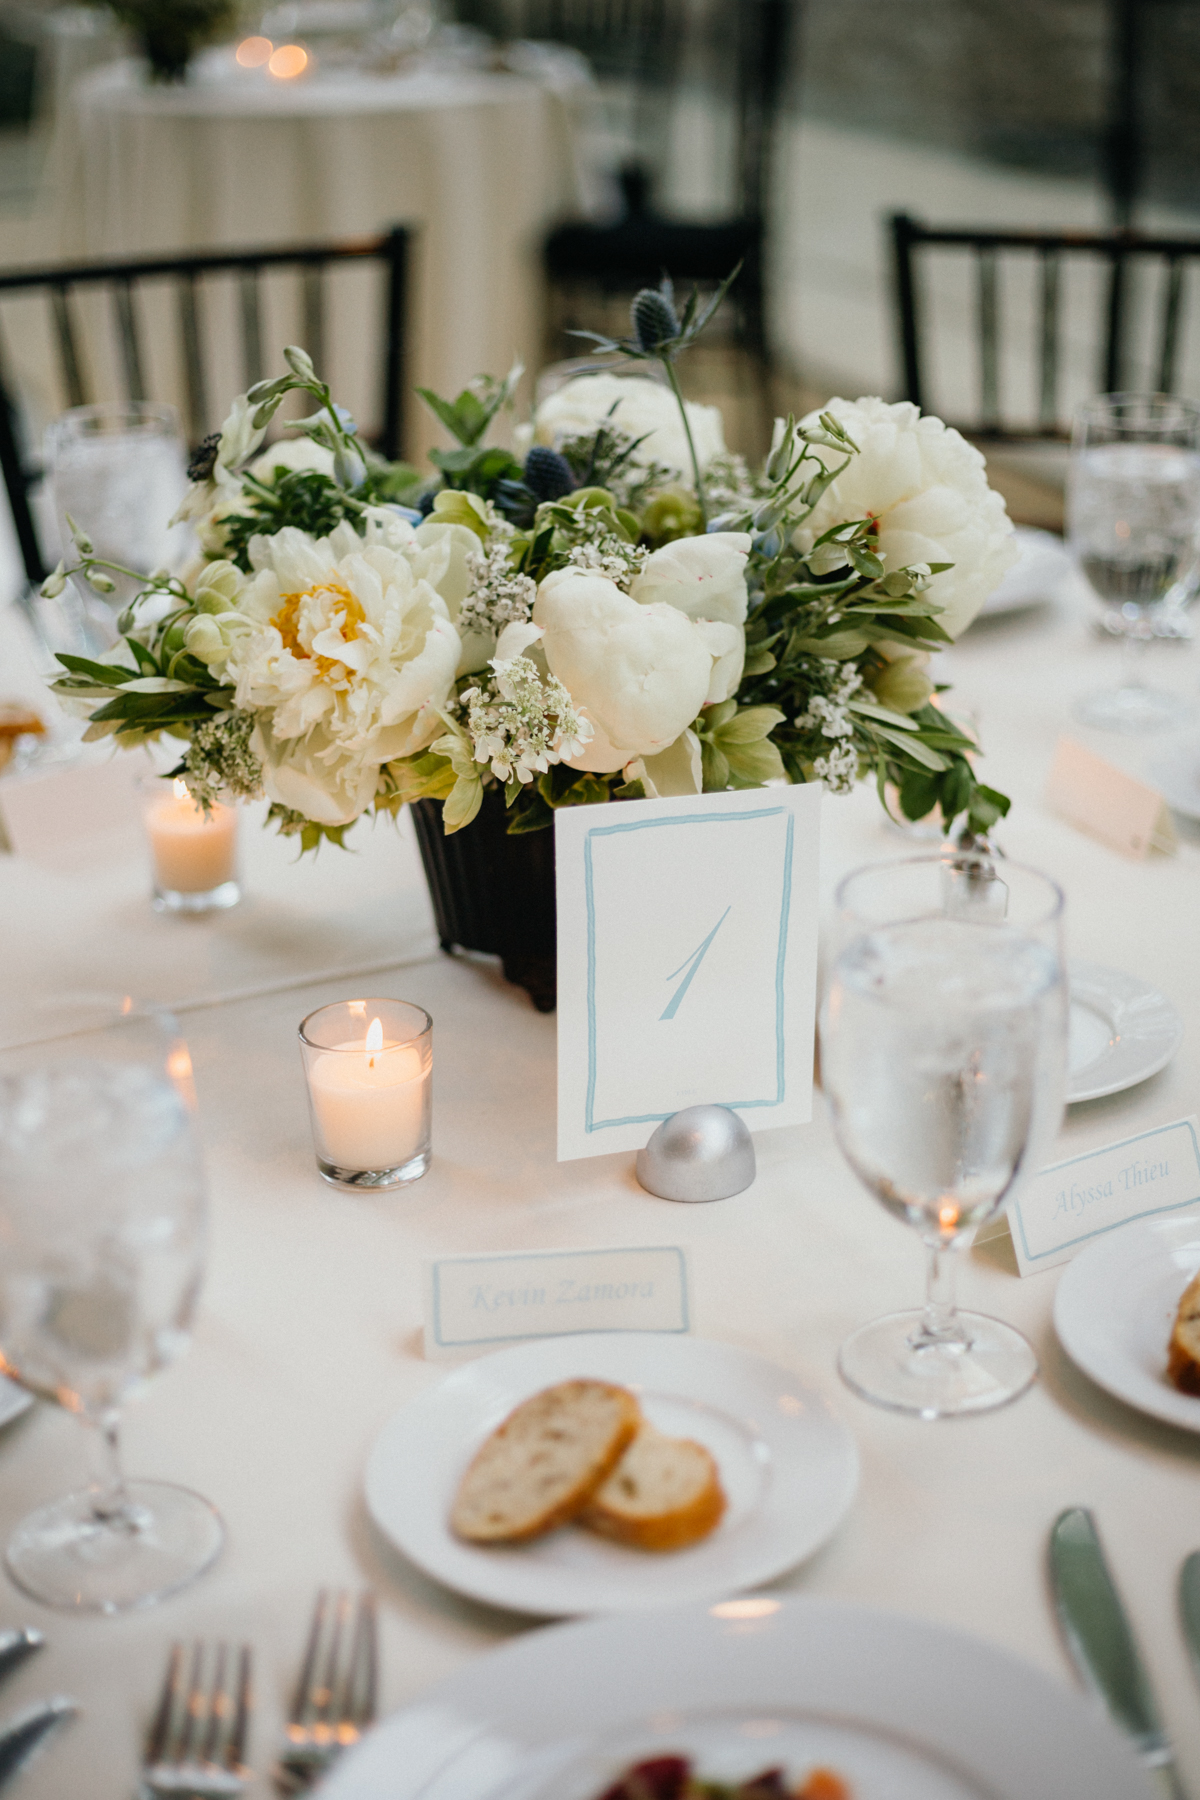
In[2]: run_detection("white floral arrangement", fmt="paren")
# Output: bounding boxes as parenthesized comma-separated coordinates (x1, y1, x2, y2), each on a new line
(47, 275, 1016, 848)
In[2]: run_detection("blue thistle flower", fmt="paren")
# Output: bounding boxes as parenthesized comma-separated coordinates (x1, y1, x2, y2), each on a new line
(524, 445, 575, 501)
(631, 284, 680, 353)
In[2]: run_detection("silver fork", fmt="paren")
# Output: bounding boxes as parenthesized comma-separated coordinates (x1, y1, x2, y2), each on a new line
(141, 1640, 252, 1799)
(274, 1590, 377, 1793)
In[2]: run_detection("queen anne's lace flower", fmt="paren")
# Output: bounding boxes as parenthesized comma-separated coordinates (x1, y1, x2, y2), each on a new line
(462, 653, 592, 784)
(226, 521, 459, 826)
(792, 396, 1016, 637)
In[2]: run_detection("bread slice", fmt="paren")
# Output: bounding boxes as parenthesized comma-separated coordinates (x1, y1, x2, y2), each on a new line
(451, 1380, 642, 1543)
(1168, 1271, 1200, 1395)
(579, 1423, 726, 1552)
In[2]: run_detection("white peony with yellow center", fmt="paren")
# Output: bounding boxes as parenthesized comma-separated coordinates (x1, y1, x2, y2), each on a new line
(227, 521, 460, 826)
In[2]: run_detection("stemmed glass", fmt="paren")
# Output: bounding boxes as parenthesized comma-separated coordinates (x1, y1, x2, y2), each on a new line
(820, 852, 1067, 1419)
(1069, 392, 1200, 733)
(0, 1002, 222, 1612)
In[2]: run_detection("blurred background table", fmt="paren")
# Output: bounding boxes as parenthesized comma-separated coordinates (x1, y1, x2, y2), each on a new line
(39, 47, 588, 450)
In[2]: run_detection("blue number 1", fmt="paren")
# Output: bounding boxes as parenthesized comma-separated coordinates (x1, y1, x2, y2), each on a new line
(659, 907, 731, 1020)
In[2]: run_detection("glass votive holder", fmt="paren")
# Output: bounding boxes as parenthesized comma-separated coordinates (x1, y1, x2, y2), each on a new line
(298, 998, 432, 1190)
(138, 777, 240, 913)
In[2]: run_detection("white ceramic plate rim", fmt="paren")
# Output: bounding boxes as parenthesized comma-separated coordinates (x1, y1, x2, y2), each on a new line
(1054, 1208, 1200, 1431)
(364, 1333, 858, 1618)
(1066, 958, 1183, 1104)
(322, 1596, 1152, 1800)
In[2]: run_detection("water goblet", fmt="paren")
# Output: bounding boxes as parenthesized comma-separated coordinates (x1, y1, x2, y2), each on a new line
(1069, 392, 1200, 733)
(44, 402, 191, 613)
(0, 1002, 222, 1612)
(820, 852, 1067, 1419)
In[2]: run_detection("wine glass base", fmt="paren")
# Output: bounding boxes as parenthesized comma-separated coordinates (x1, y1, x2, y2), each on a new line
(1073, 684, 1192, 734)
(838, 1310, 1038, 1419)
(5, 1479, 224, 1614)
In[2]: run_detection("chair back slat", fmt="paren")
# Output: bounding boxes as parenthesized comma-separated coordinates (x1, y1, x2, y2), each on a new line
(977, 247, 999, 431)
(113, 278, 146, 403)
(303, 265, 326, 385)
(51, 285, 88, 409)
(177, 271, 209, 443)
(239, 267, 265, 389)
(1038, 248, 1060, 429)
(1158, 256, 1185, 393)
(0, 227, 413, 594)
(1103, 249, 1128, 394)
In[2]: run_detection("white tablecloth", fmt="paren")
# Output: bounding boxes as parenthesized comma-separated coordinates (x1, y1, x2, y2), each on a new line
(37, 51, 587, 453)
(2, 575, 1200, 1798)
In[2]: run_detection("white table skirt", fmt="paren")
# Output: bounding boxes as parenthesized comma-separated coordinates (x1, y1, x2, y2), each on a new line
(2, 571, 1200, 1797)
(33, 53, 587, 455)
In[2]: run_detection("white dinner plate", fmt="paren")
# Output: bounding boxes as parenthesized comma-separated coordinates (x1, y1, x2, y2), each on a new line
(1066, 959, 1183, 1104)
(0, 1377, 31, 1430)
(980, 526, 1074, 616)
(321, 1596, 1153, 1800)
(1055, 1209, 1200, 1432)
(364, 1334, 858, 1618)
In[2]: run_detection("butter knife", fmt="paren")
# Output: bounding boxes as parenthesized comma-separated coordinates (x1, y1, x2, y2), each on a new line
(0, 1697, 76, 1790)
(1050, 1508, 1186, 1800)
(0, 1634, 43, 1691)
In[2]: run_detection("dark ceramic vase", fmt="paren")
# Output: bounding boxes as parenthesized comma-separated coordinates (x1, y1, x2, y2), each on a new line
(410, 788, 557, 1012)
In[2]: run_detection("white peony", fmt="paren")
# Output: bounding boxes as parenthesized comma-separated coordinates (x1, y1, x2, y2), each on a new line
(226, 521, 460, 826)
(248, 437, 336, 483)
(631, 532, 752, 625)
(532, 567, 740, 771)
(792, 397, 1016, 637)
(530, 374, 726, 480)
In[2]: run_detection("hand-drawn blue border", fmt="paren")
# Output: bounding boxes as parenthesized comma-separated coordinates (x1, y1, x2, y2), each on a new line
(1008, 1117, 1200, 1264)
(583, 807, 793, 1133)
(431, 1245, 690, 1347)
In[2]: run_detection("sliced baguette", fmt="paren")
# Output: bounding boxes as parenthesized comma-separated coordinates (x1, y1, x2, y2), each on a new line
(579, 1422, 726, 1552)
(451, 1379, 642, 1544)
(1168, 1271, 1200, 1395)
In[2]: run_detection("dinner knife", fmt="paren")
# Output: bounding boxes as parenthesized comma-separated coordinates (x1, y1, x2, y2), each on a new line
(1179, 1551, 1200, 1691)
(0, 1697, 76, 1791)
(1050, 1508, 1186, 1800)
(0, 1635, 42, 1692)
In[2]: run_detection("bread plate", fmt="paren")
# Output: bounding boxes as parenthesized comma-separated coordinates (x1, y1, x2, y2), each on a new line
(364, 1333, 858, 1617)
(1054, 1210, 1200, 1431)
(322, 1596, 1153, 1800)
(1066, 960, 1183, 1104)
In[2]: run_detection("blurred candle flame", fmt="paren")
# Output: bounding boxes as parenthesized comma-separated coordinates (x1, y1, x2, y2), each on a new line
(172, 777, 190, 803)
(236, 35, 273, 66)
(268, 43, 308, 78)
(365, 1016, 384, 1069)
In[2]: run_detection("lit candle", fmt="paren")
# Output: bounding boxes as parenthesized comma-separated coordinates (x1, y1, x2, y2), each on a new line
(143, 778, 239, 902)
(299, 1000, 432, 1187)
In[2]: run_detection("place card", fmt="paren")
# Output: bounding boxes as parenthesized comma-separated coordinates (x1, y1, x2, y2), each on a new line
(423, 1245, 690, 1358)
(554, 785, 822, 1162)
(1004, 1115, 1200, 1276)
(1045, 735, 1176, 860)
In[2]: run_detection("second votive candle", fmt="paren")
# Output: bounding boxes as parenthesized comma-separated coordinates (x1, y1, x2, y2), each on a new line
(299, 998, 432, 1189)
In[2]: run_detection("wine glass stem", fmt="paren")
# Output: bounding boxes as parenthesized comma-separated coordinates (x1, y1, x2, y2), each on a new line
(87, 1408, 132, 1523)
(1118, 618, 1151, 689)
(912, 1244, 970, 1351)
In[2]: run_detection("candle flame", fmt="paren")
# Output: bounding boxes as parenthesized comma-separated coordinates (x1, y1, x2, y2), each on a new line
(365, 1015, 384, 1069)
(172, 778, 190, 802)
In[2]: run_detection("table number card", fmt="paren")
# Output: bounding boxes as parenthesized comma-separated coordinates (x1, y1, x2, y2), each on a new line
(1045, 735, 1176, 860)
(423, 1246, 690, 1358)
(1004, 1115, 1200, 1276)
(553, 785, 822, 1162)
